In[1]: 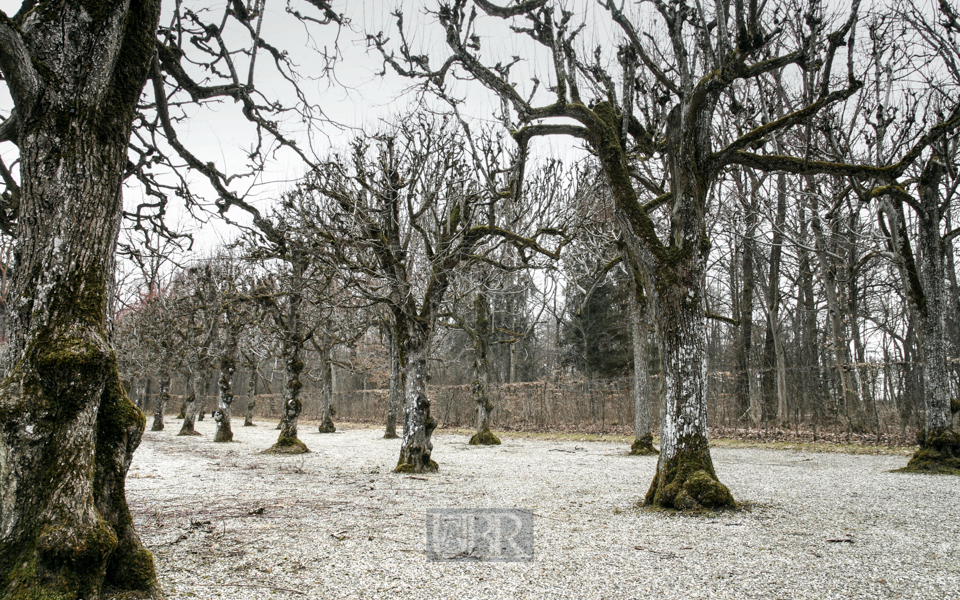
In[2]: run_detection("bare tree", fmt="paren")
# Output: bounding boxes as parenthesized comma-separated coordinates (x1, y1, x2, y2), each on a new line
(298, 114, 565, 472)
(374, 0, 960, 506)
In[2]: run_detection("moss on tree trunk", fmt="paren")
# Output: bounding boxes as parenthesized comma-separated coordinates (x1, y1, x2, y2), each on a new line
(900, 428, 960, 475)
(629, 434, 658, 456)
(0, 0, 161, 592)
(644, 437, 735, 510)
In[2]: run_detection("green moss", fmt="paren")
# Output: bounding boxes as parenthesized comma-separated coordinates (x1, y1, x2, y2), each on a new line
(629, 435, 659, 456)
(645, 437, 736, 510)
(468, 428, 501, 445)
(898, 429, 960, 475)
(394, 459, 439, 474)
(103, 546, 157, 595)
(263, 436, 310, 454)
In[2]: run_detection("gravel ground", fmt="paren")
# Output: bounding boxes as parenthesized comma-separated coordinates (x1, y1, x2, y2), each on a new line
(127, 419, 960, 600)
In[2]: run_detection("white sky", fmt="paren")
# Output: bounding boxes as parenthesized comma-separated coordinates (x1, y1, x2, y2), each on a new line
(0, 0, 587, 267)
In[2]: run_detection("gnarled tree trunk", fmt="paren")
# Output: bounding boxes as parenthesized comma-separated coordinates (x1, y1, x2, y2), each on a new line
(178, 370, 203, 436)
(214, 324, 240, 442)
(0, 0, 161, 596)
(244, 363, 258, 426)
(889, 160, 960, 473)
(606, 101, 734, 510)
(266, 337, 307, 453)
(396, 340, 438, 472)
(151, 372, 170, 431)
(317, 345, 336, 433)
(629, 277, 657, 456)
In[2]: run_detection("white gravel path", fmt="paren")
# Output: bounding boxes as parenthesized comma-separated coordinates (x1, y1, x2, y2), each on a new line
(127, 420, 960, 600)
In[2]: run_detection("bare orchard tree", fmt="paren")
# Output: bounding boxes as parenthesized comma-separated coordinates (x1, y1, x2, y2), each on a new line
(297, 114, 565, 472)
(239, 327, 276, 427)
(374, 0, 960, 506)
(208, 254, 255, 443)
(440, 161, 572, 446)
(0, 0, 347, 593)
(169, 263, 220, 437)
(0, 0, 162, 595)
(381, 316, 404, 438)
(244, 233, 340, 454)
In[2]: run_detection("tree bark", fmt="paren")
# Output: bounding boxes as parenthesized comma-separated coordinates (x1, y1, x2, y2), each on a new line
(265, 256, 309, 453)
(178, 371, 203, 436)
(629, 274, 657, 455)
(890, 160, 960, 473)
(214, 325, 240, 442)
(0, 0, 161, 596)
(762, 173, 788, 425)
(736, 192, 757, 425)
(384, 327, 402, 438)
(317, 345, 336, 433)
(607, 101, 734, 509)
(197, 374, 210, 421)
(244, 363, 258, 426)
(150, 372, 170, 432)
(469, 292, 501, 445)
(141, 376, 153, 413)
(396, 341, 438, 472)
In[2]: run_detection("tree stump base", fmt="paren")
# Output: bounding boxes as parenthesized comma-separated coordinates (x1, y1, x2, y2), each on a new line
(468, 428, 501, 445)
(645, 447, 735, 510)
(629, 435, 659, 456)
(899, 429, 960, 475)
(263, 436, 310, 454)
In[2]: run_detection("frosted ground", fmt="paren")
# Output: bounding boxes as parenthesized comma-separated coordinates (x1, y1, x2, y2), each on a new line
(127, 420, 960, 600)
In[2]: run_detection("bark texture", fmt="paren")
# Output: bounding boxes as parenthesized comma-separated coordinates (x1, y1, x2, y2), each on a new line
(177, 372, 202, 436)
(396, 345, 438, 472)
(0, 0, 161, 596)
(214, 338, 239, 443)
(890, 160, 960, 474)
(384, 329, 401, 439)
(263, 257, 309, 454)
(628, 279, 657, 456)
(317, 348, 336, 433)
(608, 102, 734, 509)
(150, 372, 170, 432)
(244, 364, 258, 426)
(265, 336, 308, 454)
(469, 293, 500, 446)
